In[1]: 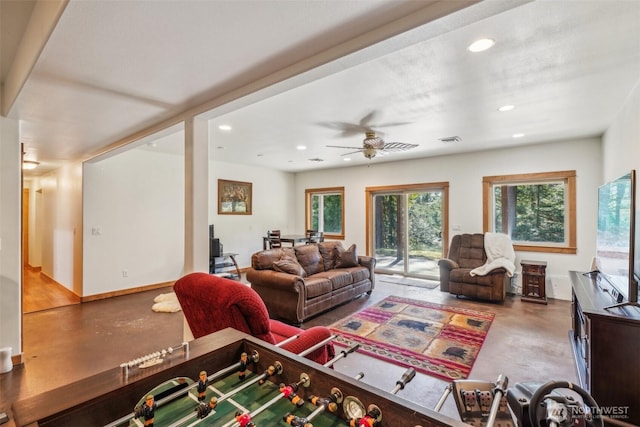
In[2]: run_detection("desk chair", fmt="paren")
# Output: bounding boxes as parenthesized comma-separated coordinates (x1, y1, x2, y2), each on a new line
(267, 229, 282, 249)
(305, 229, 323, 244)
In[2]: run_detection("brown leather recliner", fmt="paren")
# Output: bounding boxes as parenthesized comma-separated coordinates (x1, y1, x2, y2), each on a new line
(438, 233, 509, 302)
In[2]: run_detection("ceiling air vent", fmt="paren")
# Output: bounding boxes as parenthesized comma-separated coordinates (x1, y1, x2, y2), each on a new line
(308, 158, 324, 162)
(439, 136, 461, 143)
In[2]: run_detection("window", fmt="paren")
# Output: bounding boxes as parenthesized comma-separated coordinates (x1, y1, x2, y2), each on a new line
(483, 171, 576, 254)
(305, 187, 344, 239)
(366, 182, 449, 279)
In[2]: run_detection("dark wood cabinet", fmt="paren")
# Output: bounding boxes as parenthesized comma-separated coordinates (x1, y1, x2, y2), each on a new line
(569, 271, 640, 426)
(521, 260, 547, 304)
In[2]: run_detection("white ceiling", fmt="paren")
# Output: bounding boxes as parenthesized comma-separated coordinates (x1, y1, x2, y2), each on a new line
(4, 0, 640, 175)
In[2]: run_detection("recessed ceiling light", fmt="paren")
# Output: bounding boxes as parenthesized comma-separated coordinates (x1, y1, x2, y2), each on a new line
(512, 133, 525, 138)
(468, 38, 495, 53)
(498, 104, 515, 112)
(343, 158, 351, 162)
(218, 124, 232, 131)
(296, 145, 307, 150)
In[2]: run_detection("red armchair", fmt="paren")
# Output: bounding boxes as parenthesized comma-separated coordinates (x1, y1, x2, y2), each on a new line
(173, 273, 335, 365)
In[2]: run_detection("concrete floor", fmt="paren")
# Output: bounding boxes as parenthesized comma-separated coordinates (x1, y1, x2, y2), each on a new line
(0, 276, 576, 425)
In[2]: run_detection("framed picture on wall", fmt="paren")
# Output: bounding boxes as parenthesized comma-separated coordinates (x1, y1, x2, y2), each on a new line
(218, 179, 252, 215)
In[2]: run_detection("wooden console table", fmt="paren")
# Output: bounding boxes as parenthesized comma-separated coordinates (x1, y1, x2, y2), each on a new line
(569, 271, 640, 425)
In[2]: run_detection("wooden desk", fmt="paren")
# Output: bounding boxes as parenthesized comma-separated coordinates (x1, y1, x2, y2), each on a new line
(262, 234, 309, 250)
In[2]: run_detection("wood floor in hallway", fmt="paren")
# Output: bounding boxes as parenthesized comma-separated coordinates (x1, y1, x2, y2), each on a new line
(22, 267, 80, 313)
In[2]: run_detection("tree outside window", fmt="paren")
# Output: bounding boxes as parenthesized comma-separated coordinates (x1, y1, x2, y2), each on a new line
(306, 187, 344, 239)
(483, 171, 576, 254)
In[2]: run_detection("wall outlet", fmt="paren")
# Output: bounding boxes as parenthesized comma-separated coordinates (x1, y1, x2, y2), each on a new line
(122, 270, 128, 278)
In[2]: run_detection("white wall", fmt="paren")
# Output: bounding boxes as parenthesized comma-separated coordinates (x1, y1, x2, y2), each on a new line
(83, 148, 185, 296)
(295, 137, 602, 300)
(0, 116, 22, 357)
(209, 160, 295, 268)
(603, 80, 640, 181)
(29, 163, 84, 295)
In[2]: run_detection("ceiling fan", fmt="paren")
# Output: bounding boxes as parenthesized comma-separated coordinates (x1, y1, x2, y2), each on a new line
(327, 131, 418, 159)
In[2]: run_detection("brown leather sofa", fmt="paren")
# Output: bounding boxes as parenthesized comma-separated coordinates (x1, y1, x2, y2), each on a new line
(246, 241, 375, 324)
(438, 233, 510, 302)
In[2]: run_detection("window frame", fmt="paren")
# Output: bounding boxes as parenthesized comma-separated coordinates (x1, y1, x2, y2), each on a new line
(482, 170, 577, 254)
(305, 186, 345, 240)
(365, 182, 450, 259)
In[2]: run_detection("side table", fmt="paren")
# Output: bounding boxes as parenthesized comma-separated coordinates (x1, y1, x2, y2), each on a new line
(520, 260, 547, 304)
(210, 253, 241, 280)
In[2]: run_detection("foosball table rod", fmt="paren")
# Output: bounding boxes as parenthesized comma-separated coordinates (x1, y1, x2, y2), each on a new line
(296, 335, 337, 358)
(323, 343, 359, 368)
(390, 368, 416, 395)
(283, 387, 344, 427)
(166, 361, 284, 427)
(103, 350, 261, 427)
(223, 373, 311, 427)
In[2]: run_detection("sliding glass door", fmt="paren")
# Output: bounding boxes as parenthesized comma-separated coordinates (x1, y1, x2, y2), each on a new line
(369, 184, 447, 279)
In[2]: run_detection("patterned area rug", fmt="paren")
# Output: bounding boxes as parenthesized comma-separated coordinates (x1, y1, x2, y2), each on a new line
(330, 296, 494, 381)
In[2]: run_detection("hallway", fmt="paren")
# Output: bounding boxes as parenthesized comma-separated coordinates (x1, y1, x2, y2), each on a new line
(22, 267, 80, 313)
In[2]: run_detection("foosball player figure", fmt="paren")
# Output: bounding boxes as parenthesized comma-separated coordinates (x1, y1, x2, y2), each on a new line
(280, 382, 305, 407)
(197, 370, 208, 401)
(238, 352, 249, 380)
(196, 396, 218, 419)
(235, 411, 256, 427)
(258, 364, 277, 385)
(134, 394, 157, 427)
(283, 412, 313, 427)
(348, 404, 382, 427)
(308, 392, 340, 413)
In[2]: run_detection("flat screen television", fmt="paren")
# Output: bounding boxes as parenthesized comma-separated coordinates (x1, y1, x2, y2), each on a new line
(595, 170, 638, 309)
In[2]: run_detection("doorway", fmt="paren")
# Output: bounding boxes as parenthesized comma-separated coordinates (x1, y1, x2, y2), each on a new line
(367, 183, 449, 280)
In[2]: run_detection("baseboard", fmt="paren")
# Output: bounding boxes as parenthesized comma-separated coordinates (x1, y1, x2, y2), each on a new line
(81, 281, 175, 303)
(11, 353, 24, 367)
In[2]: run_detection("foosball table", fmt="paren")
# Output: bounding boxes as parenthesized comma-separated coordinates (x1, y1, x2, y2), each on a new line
(11, 328, 468, 427)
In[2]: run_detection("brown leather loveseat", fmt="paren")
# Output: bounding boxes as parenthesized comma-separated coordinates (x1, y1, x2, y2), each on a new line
(438, 233, 512, 302)
(246, 241, 375, 324)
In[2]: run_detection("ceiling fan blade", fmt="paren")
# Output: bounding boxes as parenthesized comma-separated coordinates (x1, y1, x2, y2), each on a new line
(380, 142, 418, 152)
(340, 150, 366, 156)
(327, 145, 365, 150)
(358, 109, 381, 127)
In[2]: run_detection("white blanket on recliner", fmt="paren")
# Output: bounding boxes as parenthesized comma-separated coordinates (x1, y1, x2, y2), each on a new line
(470, 233, 516, 277)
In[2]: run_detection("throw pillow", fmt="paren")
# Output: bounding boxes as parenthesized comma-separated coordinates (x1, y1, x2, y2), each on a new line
(294, 244, 324, 276)
(273, 256, 307, 277)
(318, 241, 339, 270)
(335, 244, 358, 268)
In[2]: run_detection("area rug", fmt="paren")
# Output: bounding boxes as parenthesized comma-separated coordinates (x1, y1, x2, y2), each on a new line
(330, 296, 494, 381)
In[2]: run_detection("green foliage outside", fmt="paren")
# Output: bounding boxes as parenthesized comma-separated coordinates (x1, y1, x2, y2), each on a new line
(374, 192, 443, 260)
(311, 193, 342, 234)
(494, 183, 565, 243)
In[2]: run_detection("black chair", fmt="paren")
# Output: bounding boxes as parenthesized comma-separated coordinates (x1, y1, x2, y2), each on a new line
(305, 229, 323, 244)
(267, 230, 282, 249)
